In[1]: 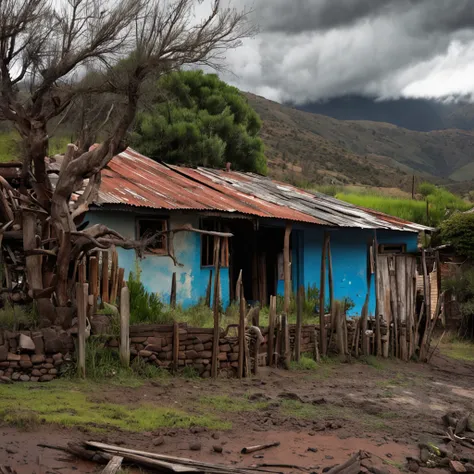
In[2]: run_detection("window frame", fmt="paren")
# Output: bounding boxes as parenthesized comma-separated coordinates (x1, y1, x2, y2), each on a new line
(135, 216, 169, 256)
(200, 217, 229, 268)
(378, 243, 407, 255)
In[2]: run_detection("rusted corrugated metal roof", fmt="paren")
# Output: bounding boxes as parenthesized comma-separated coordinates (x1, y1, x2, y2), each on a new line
(47, 147, 432, 232)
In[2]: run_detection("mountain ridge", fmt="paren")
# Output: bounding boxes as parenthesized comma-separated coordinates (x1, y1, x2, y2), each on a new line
(245, 93, 474, 188)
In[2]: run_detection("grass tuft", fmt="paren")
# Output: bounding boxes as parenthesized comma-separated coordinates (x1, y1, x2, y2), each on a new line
(199, 395, 269, 412)
(290, 355, 318, 371)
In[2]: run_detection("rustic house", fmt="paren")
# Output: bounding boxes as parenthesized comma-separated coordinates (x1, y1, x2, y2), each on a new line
(49, 147, 431, 316)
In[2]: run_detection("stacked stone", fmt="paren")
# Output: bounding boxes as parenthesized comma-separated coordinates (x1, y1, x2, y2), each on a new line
(124, 324, 240, 378)
(0, 328, 74, 382)
(289, 324, 318, 354)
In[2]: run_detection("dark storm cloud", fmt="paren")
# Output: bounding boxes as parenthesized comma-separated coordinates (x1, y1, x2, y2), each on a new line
(221, 0, 474, 102)
(253, 0, 474, 35)
(254, 0, 418, 34)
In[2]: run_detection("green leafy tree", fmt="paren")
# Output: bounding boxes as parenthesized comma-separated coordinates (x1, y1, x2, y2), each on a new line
(439, 213, 474, 258)
(131, 70, 267, 174)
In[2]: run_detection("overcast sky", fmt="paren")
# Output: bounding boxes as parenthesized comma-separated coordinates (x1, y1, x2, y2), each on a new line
(214, 0, 474, 104)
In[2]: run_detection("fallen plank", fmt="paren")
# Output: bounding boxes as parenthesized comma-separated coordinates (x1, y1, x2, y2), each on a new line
(241, 442, 281, 454)
(86, 441, 260, 474)
(102, 456, 123, 474)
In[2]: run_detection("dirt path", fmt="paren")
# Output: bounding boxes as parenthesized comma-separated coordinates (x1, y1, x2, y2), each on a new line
(1, 351, 474, 473)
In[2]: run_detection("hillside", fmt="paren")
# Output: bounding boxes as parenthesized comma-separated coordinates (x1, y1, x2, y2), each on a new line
(246, 93, 474, 186)
(296, 96, 474, 132)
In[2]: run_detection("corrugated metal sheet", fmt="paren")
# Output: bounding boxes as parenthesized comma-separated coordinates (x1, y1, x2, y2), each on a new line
(47, 147, 433, 232)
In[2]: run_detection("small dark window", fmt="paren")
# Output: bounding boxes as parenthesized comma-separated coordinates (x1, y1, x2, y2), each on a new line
(378, 244, 406, 255)
(200, 218, 229, 267)
(137, 218, 168, 254)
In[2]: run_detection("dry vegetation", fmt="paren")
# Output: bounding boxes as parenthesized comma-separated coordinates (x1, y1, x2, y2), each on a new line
(246, 93, 474, 188)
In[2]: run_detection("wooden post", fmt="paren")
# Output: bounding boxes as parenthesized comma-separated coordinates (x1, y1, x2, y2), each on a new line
(170, 272, 177, 309)
(172, 321, 179, 373)
(283, 223, 292, 314)
(78, 259, 86, 284)
(117, 268, 125, 292)
(319, 234, 328, 356)
(89, 256, 99, 314)
(205, 270, 212, 307)
(436, 251, 442, 296)
(101, 250, 109, 304)
(119, 285, 130, 368)
(295, 286, 303, 362)
(235, 269, 242, 303)
(268, 295, 276, 367)
(335, 301, 344, 357)
(373, 232, 382, 357)
(327, 236, 334, 316)
(238, 279, 246, 378)
(109, 248, 119, 304)
(211, 237, 221, 378)
(281, 314, 290, 369)
(420, 249, 431, 360)
(77, 282, 88, 378)
(411, 175, 415, 199)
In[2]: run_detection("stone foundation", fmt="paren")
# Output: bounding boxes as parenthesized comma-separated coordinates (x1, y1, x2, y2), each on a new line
(0, 328, 74, 382)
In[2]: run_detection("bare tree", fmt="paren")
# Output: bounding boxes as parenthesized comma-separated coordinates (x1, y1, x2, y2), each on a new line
(0, 0, 254, 323)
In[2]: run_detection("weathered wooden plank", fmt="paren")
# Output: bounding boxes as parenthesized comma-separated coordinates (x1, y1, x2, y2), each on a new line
(101, 456, 123, 474)
(283, 223, 292, 313)
(77, 282, 88, 378)
(211, 237, 221, 378)
(320, 233, 329, 355)
(120, 286, 130, 368)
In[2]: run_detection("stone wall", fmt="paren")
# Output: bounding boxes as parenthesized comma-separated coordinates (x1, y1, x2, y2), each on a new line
(0, 328, 74, 382)
(110, 323, 240, 378)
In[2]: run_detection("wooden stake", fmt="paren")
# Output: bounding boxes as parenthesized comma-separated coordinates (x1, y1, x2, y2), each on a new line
(117, 268, 125, 295)
(172, 321, 179, 373)
(314, 328, 321, 363)
(109, 248, 119, 304)
(77, 282, 88, 378)
(281, 314, 290, 369)
(283, 223, 292, 314)
(320, 233, 328, 356)
(295, 286, 303, 362)
(101, 251, 109, 304)
(119, 285, 130, 368)
(235, 269, 242, 303)
(89, 256, 99, 314)
(420, 249, 431, 360)
(205, 270, 212, 307)
(327, 236, 334, 316)
(373, 232, 382, 357)
(170, 272, 177, 309)
(238, 279, 246, 378)
(268, 295, 276, 367)
(335, 301, 344, 356)
(78, 259, 86, 284)
(211, 237, 221, 378)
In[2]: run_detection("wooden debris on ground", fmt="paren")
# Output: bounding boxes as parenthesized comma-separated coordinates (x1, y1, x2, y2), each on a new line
(241, 442, 280, 454)
(57, 441, 288, 474)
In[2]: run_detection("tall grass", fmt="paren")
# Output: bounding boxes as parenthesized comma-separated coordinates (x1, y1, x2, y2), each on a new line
(336, 185, 470, 226)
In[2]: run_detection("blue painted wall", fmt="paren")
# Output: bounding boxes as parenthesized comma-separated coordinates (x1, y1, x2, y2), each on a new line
(301, 227, 418, 316)
(87, 210, 418, 315)
(86, 211, 230, 309)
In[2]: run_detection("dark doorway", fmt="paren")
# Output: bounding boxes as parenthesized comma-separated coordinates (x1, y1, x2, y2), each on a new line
(224, 219, 287, 306)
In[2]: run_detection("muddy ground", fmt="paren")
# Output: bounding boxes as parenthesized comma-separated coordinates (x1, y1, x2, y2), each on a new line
(1, 350, 474, 474)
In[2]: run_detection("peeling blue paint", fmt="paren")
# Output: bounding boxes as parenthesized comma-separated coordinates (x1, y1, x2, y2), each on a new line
(86, 211, 230, 309)
(87, 210, 418, 315)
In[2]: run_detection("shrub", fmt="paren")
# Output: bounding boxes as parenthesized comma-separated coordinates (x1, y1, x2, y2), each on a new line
(0, 301, 38, 330)
(128, 264, 170, 325)
(439, 213, 474, 258)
